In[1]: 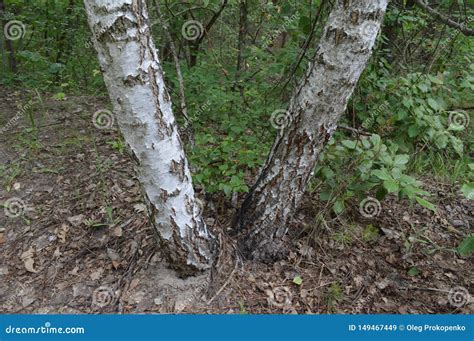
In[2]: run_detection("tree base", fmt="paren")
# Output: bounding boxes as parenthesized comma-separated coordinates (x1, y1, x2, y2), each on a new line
(240, 237, 289, 263)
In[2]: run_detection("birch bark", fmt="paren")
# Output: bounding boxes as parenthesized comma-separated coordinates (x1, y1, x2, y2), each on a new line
(234, 0, 389, 261)
(84, 0, 216, 275)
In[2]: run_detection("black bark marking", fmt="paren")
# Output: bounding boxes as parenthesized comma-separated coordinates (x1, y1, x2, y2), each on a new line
(160, 189, 169, 203)
(123, 74, 144, 86)
(350, 11, 360, 24)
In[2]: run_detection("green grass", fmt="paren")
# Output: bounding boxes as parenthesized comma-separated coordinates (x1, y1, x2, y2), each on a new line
(409, 151, 472, 184)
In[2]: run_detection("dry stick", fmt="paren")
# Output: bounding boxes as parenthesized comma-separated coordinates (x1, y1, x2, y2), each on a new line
(234, 0, 248, 93)
(0, 33, 7, 72)
(338, 125, 371, 136)
(153, 0, 194, 146)
(206, 257, 238, 305)
(188, 0, 228, 67)
(0, 0, 17, 72)
(278, 0, 327, 93)
(415, 0, 474, 36)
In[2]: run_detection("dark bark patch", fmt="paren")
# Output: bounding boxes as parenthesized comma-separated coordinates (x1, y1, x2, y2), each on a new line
(123, 74, 144, 87)
(160, 189, 169, 203)
(169, 158, 185, 181)
(350, 11, 360, 24)
(366, 9, 384, 21)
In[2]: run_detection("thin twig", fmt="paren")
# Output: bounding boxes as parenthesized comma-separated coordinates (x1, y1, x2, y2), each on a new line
(415, 0, 474, 36)
(153, 0, 195, 146)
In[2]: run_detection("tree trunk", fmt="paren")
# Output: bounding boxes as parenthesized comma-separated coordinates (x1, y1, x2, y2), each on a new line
(83, 0, 216, 276)
(234, 0, 389, 261)
(235, 0, 248, 83)
(0, 0, 17, 73)
(188, 0, 228, 67)
(56, 0, 76, 64)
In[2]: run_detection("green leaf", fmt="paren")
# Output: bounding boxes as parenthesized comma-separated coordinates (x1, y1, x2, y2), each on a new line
(418, 83, 429, 93)
(402, 98, 413, 108)
(319, 191, 331, 201)
(457, 235, 474, 257)
(333, 200, 345, 214)
(415, 196, 436, 212)
(370, 134, 381, 146)
(383, 179, 399, 193)
(341, 140, 357, 149)
(407, 125, 419, 137)
(408, 267, 420, 276)
(427, 98, 439, 111)
(394, 155, 409, 166)
(298, 16, 311, 35)
(434, 134, 448, 148)
(460, 183, 474, 200)
(293, 276, 303, 286)
(428, 75, 443, 85)
(372, 169, 392, 181)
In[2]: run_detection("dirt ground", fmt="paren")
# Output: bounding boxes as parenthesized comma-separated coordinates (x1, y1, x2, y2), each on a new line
(0, 86, 472, 314)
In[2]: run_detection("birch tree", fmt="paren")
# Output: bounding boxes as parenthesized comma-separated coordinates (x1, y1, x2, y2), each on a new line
(83, 0, 216, 275)
(234, 0, 389, 261)
(84, 0, 389, 273)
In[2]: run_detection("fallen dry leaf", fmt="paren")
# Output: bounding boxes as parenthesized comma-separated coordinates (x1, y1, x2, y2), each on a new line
(133, 203, 146, 213)
(112, 226, 123, 237)
(67, 214, 84, 227)
(90, 268, 104, 281)
(57, 224, 69, 243)
(20, 247, 39, 273)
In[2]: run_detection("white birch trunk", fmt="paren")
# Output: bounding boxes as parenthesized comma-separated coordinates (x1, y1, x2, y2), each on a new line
(83, 0, 216, 275)
(234, 0, 389, 261)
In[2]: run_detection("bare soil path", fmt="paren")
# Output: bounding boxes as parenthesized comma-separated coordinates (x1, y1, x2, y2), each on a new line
(0, 87, 472, 314)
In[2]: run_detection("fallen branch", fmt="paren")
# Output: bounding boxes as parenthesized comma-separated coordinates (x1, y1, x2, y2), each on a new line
(154, 0, 195, 146)
(415, 0, 474, 36)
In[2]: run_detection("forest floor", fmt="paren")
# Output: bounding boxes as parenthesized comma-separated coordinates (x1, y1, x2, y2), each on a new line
(0, 86, 472, 314)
